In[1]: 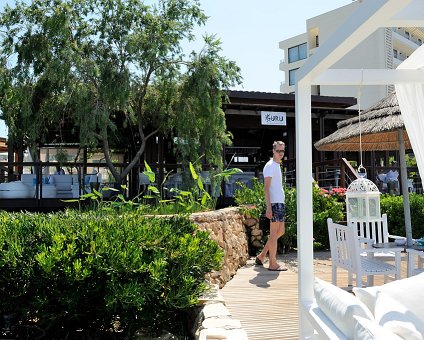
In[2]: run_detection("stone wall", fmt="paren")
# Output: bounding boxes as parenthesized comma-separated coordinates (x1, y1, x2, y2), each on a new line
(190, 208, 265, 339)
(190, 207, 250, 287)
(243, 213, 263, 250)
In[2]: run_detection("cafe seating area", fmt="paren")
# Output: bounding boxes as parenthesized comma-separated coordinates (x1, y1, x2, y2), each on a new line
(0, 172, 106, 200)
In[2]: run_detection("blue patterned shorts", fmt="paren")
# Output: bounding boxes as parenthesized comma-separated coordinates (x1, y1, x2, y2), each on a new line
(271, 203, 285, 222)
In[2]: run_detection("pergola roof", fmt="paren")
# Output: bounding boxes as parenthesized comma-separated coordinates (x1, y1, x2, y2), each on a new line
(225, 91, 357, 118)
(294, 1, 424, 337)
(226, 90, 356, 110)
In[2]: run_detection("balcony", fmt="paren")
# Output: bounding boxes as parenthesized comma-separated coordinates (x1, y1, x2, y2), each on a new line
(392, 28, 422, 50)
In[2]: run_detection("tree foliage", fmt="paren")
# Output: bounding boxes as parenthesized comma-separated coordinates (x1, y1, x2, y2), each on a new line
(0, 0, 241, 182)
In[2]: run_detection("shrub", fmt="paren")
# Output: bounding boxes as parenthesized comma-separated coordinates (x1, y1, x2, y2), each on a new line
(0, 209, 223, 338)
(381, 193, 424, 238)
(139, 161, 242, 214)
(234, 182, 344, 250)
(233, 178, 266, 219)
(312, 186, 344, 249)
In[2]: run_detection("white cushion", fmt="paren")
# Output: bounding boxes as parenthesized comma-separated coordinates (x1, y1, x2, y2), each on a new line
(52, 175, 72, 190)
(375, 291, 424, 340)
(353, 272, 424, 318)
(314, 278, 374, 339)
(353, 286, 378, 315)
(354, 316, 402, 340)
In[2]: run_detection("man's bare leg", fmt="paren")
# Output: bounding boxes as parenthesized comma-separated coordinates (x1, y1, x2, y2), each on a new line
(267, 221, 282, 269)
(257, 222, 285, 264)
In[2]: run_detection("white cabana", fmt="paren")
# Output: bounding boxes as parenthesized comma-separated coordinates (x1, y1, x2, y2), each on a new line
(294, 0, 424, 337)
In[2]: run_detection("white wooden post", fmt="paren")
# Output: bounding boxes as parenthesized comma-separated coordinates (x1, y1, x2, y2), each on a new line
(296, 82, 314, 338)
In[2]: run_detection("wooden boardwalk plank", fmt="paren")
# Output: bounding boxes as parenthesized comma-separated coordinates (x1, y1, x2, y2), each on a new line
(221, 251, 408, 340)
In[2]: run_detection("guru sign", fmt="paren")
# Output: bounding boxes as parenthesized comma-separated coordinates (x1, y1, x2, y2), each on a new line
(260, 111, 287, 126)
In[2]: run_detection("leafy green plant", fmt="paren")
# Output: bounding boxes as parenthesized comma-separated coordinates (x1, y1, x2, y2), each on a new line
(406, 154, 417, 178)
(312, 186, 344, 249)
(54, 148, 70, 166)
(233, 178, 266, 219)
(0, 209, 223, 338)
(381, 193, 424, 239)
(64, 185, 127, 211)
(234, 182, 344, 251)
(141, 161, 241, 214)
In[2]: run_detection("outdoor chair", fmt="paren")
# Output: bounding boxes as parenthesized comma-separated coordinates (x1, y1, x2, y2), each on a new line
(21, 174, 36, 186)
(349, 213, 405, 259)
(138, 173, 151, 195)
(406, 248, 424, 277)
(327, 218, 402, 287)
(52, 174, 73, 199)
(376, 173, 388, 193)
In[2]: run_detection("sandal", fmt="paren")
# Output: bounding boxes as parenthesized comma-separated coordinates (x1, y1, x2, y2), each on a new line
(255, 257, 264, 266)
(268, 266, 288, 272)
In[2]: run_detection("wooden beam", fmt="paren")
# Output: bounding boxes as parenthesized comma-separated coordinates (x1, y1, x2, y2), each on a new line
(297, 0, 413, 83)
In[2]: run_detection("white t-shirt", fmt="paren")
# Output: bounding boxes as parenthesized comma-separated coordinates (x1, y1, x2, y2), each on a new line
(263, 159, 285, 203)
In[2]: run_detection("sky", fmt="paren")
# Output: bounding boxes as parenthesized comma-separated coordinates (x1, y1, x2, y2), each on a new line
(0, 0, 353, 137)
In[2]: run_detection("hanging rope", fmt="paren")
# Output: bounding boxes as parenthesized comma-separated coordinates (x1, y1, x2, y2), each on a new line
(357, 69, 366, 177)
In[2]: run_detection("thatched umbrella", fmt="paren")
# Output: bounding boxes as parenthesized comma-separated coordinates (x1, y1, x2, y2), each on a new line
(314, 92, 413, 246)
(315, 92, 410, 151)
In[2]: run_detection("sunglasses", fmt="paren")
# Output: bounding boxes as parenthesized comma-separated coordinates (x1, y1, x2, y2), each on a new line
(275, 149, 285, 153)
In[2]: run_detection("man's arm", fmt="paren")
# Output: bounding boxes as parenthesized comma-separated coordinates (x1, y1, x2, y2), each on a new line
(264, 177, 272, 219)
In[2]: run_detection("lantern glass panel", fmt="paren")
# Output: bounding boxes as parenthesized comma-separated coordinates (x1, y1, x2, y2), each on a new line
(369, 198, 379, 218)
(348, 197, 367, 218)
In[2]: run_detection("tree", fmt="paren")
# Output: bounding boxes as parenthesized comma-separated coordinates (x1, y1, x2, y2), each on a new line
(0, 0, 241, 183)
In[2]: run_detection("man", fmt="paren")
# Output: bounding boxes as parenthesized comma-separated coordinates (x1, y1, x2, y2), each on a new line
(255, 141, 287, 271)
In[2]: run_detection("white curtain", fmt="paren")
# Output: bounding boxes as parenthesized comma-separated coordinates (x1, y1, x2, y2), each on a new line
(395, 44, 424, 181)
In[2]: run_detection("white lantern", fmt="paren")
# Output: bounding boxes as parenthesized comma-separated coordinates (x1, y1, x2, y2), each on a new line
(346, 178, 381, 221)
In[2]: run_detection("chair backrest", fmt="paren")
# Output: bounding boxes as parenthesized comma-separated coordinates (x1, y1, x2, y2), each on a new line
(349, 214, 389, 244)
(327, 218, 361, 273)
(71, 174, 79, 186)
(52, 174, 72, 190)
(21, 174, 36, 185)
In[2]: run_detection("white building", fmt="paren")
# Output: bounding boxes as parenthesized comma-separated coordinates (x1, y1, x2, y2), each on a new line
(279, 1, 424, 109)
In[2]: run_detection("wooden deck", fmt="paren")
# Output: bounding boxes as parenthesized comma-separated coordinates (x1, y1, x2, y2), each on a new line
(220, 251, 408, 340)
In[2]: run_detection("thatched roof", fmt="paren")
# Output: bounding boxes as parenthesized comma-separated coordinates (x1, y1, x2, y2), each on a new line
(314, 92, 411, 151)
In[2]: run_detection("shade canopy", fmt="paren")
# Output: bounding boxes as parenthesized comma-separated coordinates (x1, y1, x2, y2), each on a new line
(294, 1, 424, 337)
(314, 92, 411, 151)
(314, 91, 414, 247)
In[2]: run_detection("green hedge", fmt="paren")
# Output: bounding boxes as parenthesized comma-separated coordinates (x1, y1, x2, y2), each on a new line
(381, 193, 424, 238)
(0, 209, 223, 337)
(234, 182, 344, 251)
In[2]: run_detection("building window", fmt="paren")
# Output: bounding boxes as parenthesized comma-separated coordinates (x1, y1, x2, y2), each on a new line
(418, 39, 422, 45)
(405, 31, 410, 39)
(288, 43, 307, 63)
(315, 35, 319, 47)
(289, 68, 298, 86)
(393, 49, 398, 58)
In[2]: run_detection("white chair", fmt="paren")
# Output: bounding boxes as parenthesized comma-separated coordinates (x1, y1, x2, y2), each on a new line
(327, 218, 402, 287)
(139, 172, 157, 196)
(52, 174, 73, 198)
(163, 173, 182, 198)
(349, 213, 405, 258)
(71, 174, 80, 198)
(21, 174, 36, 186)
(406, 249, 424, 277)
(200, 171, 212, 194)
(84, 172, 102, 193)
